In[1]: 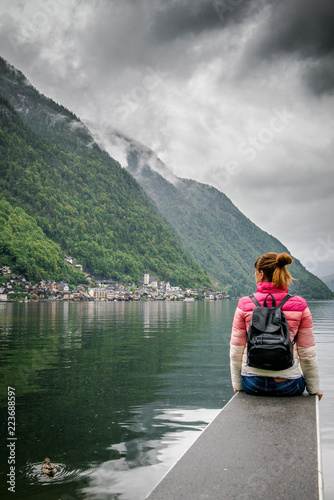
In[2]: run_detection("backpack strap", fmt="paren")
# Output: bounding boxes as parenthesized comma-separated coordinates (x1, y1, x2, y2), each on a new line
(263, 293, 276, 308)
(278, 294, 297, 344)
(249, 294, 261, 307)
(278, 293, 294, 309)
(249, 293, 294, 309)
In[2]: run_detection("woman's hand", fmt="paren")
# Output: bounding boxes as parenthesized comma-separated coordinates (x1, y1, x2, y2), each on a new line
(316, 390, 323, 400)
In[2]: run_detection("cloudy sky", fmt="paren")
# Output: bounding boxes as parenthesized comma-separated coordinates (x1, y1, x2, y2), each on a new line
(1, 0, 334, 278)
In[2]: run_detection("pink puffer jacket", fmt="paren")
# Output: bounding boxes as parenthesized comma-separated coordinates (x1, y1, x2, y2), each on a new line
(230, 282, 320, 394)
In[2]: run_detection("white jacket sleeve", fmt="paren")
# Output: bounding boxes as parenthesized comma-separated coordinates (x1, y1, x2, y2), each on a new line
(297, 346, 320, 394)
(230, 344, 245, 391)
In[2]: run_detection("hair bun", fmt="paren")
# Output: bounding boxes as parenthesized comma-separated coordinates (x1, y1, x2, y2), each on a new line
(276, 252, 293, 268)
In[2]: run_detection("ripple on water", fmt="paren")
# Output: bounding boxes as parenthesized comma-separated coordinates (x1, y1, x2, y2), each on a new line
(21, 462, 92, 485)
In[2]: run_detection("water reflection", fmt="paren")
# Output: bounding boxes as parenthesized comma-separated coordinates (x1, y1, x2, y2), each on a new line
(82, 407, 220, 500)
(0, 300, 333, 500)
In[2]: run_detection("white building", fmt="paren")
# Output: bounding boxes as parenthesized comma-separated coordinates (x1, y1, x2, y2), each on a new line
(142, 270, 158, 288)
(88, 288, 108, 300)
(143, 270, 150, 286)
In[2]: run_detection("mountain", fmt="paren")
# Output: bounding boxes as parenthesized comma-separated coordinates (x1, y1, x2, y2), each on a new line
(0, 56, 332, 299)
(0, 57, 210, 288)
(104, 135, 331, 300)
(320, 274, 334, 292)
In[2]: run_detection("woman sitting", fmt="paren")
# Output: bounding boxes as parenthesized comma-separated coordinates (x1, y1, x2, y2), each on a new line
(230, 252, 323, 399)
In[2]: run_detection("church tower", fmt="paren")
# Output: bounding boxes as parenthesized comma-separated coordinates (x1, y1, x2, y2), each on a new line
(144, 270, 150, 286)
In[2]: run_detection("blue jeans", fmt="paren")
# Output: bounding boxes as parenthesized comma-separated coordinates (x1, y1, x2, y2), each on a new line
(241, 375, 306, 397)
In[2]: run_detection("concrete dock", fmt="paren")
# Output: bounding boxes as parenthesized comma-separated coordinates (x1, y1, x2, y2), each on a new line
(146, 393, 323, 499)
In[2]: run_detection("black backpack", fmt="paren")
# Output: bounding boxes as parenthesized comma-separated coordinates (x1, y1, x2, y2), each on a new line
(247, 293, 296, 371)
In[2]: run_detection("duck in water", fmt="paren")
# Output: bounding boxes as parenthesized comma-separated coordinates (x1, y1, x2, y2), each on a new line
(42, 457, 57, 476)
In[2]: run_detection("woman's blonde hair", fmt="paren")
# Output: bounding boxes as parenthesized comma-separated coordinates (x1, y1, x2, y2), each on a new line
(255, 252, 294, 289)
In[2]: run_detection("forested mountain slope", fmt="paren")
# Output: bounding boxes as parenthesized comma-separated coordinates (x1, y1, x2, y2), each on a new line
(0, 58, 210, 287)
(125, 144, 333, 299)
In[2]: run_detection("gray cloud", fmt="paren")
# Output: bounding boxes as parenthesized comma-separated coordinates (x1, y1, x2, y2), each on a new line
(243, 0, 334, 95)
(253, 0, 334, 59)
(0, 0, 333, 276)
(305, 56, 334, 96)
(147, 0, 269, 45)
(149, 0, 226, 42)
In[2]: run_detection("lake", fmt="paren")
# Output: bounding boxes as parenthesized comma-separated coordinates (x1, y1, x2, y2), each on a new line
(0, 300, 333, 500)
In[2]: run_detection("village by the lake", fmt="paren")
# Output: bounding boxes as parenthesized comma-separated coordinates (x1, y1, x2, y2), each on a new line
(0, 263, 229, 303)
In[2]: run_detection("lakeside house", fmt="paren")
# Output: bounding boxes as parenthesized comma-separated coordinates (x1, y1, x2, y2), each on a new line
(1, 266, 227, 302)
(0, 287, 8, 301)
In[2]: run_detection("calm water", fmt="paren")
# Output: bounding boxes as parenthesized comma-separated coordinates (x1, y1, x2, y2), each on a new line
(0, 300, 333, 500)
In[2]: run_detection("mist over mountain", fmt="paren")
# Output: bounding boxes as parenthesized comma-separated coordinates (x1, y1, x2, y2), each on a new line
(321, 274, 334, 292)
